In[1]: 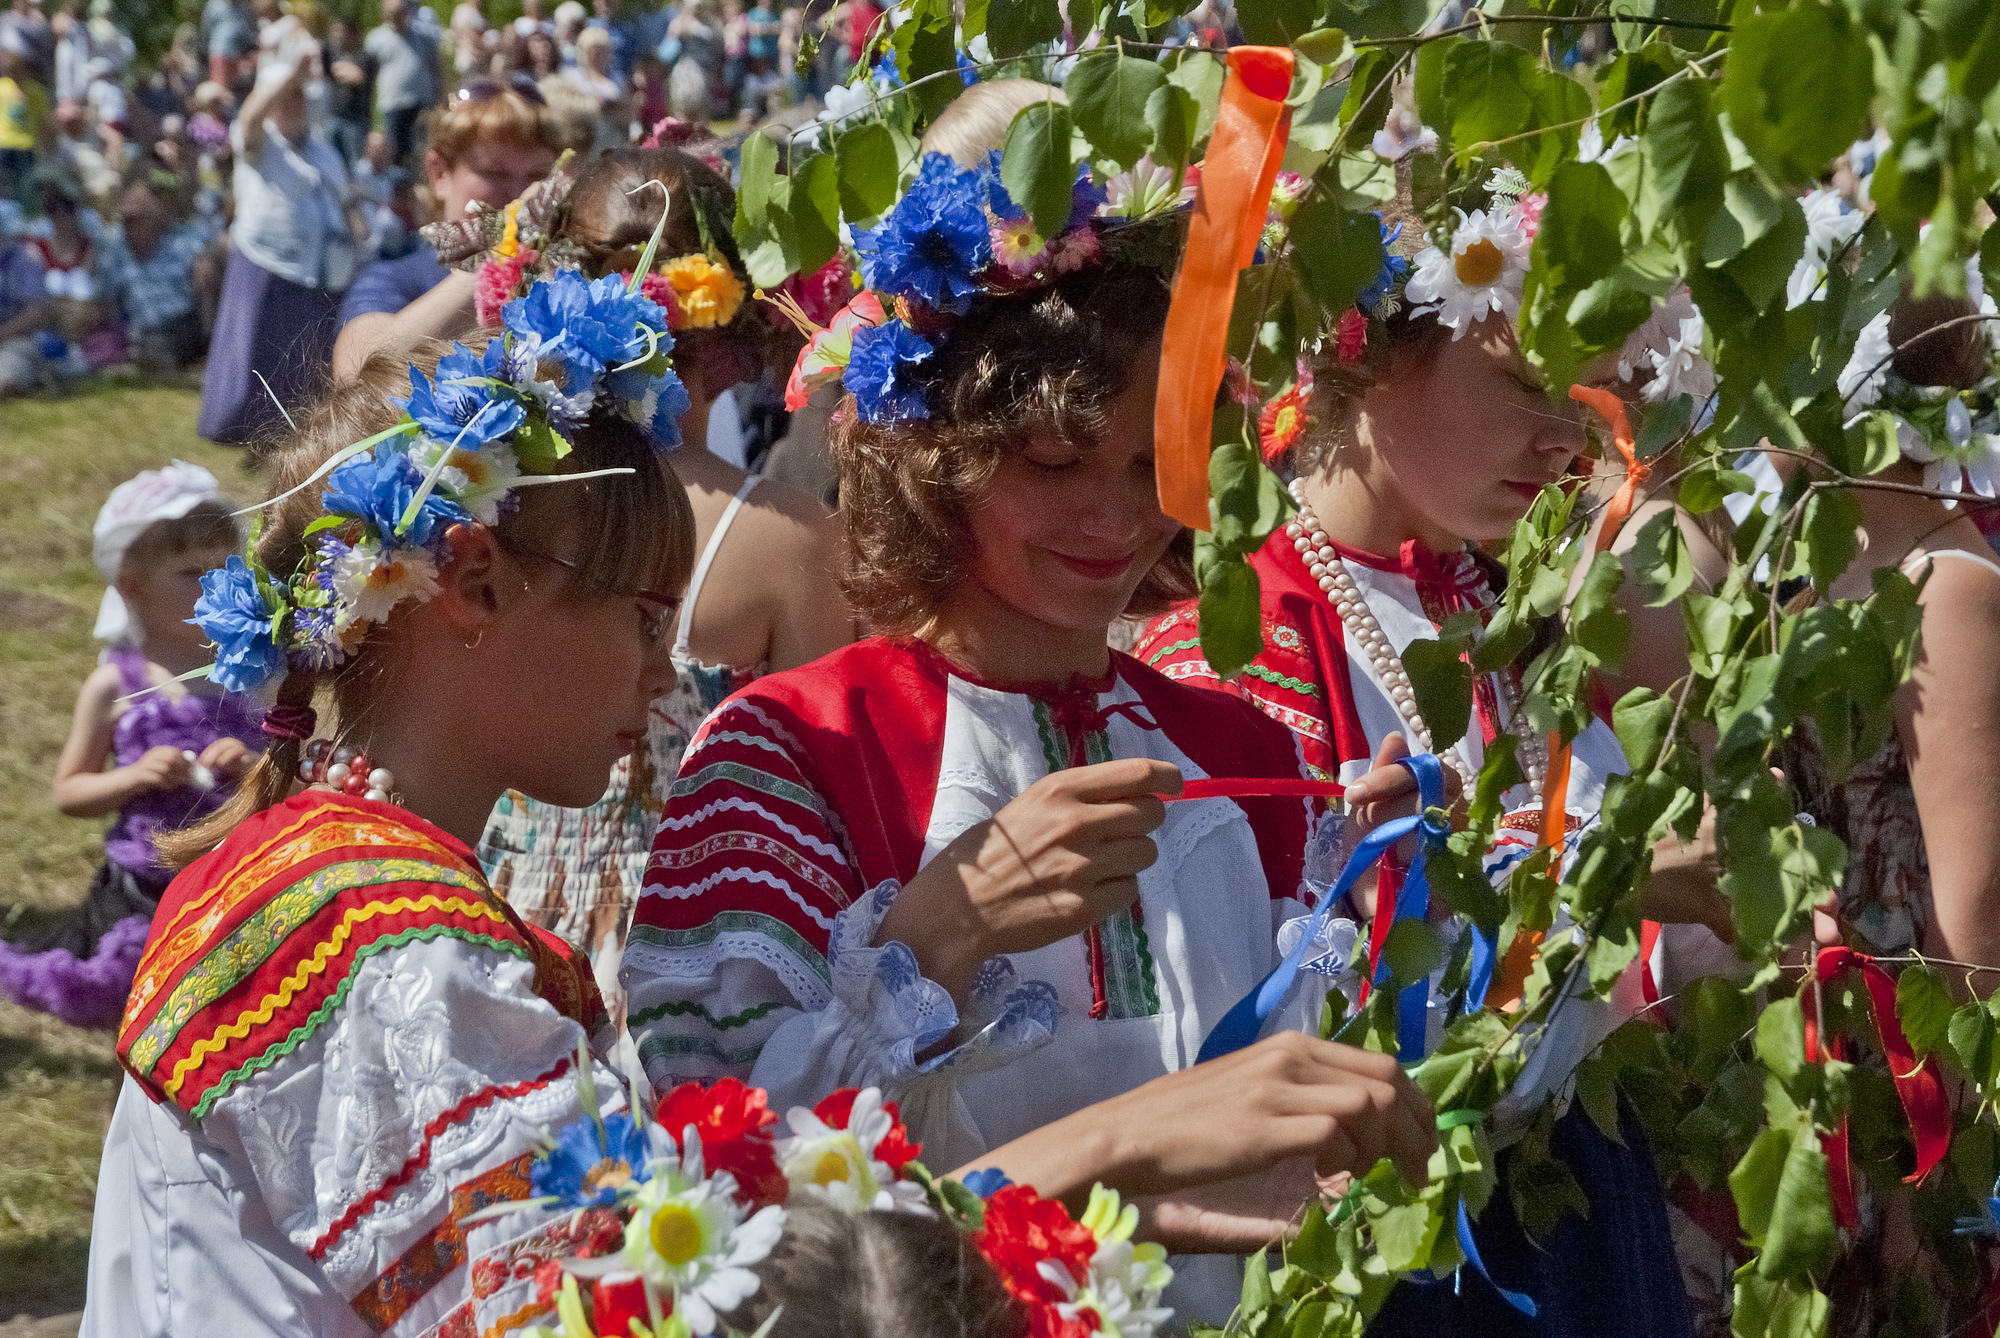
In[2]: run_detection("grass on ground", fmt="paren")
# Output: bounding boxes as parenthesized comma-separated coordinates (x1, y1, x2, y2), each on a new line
(0, 381, 260, 1317)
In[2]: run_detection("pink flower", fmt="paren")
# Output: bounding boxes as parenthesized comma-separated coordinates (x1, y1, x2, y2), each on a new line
(1514, 192, 1546, 241)
(1335, 308, 1368, 364)
(474, 248, 537, 328)
(785, 290, 887, 410)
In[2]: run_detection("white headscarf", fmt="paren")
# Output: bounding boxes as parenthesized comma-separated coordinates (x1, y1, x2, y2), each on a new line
(92, 461, 235, 647)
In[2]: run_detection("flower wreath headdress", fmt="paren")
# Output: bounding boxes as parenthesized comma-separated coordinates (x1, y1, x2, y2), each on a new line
(505, 1072, 1173, 1338)
(1837, 252, 2000, 508)
(427, 151, 753, 340)
(190, 266, 688, 696)
(777, 146, 1188, 423)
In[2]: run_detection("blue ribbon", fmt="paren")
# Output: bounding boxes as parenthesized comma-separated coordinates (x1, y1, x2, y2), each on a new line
(1197, 754, 1450, 1065)
(1456, 1200, 1538, 1316)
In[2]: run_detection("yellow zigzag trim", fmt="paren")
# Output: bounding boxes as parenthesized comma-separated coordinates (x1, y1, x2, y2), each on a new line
(164, 894, 507, 1102)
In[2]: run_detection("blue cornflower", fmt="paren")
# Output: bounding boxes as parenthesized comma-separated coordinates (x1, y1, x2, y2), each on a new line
(495, 335, 596, 437)
(394, 343, 527, 446)
(532, 1112, 653, 1209)
(321, 449, 474, 549)
(1355, 219, 1411, 315)
(956, 51, 979, 86)
(854, 153, 993, 312)
(191, 557, 287, 694)
(959, 1168, 1012, 1197)
(871, 50, 902, 89)
(844, 319, 934, 422)
(647, 370, 694, 448)
(503, 269, 672, 377)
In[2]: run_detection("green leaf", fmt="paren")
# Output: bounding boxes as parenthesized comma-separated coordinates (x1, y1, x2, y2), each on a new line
(1640, 76, 1726, 230)
(836, 121, 901, 226)
(1982, 221, 2000, 307)
(1572, 1053, 1626, 1145)
(1001, 101, 1078, 240)
(987, 0, 1062, 56)
(1570, 550, 1630, 672)
(1371, 1202, 1441, 1272)
(1288, 196, 1388, 318)
(1730, 1125, 1790, 1247)
(1067, 52, 1167, 171)
(1720, 3, 1875, 185)
(1754, 994, 1807, 1083)
(1144, 81, 1197, 172)
(1338, 47, 1398, 142)
(1760, 1117, 1836, 1278)
(1949, 1001, 2000, 1091)
(1895, 966, 1955, 1059)
(785, 151, 841, 276)
(1679, 467, 1754, 515)
(1731, 1267, 1830, 1338)
(1630, 508, 1696, 607)
(1240, 1246, 1274, 1314)
(1382, 919, 1445, 991)
(1195, 546, 1265, 679)
(893, 0, 961, 122)
(1612, 687, 1675, 773)
(1400, 636, 1473, 753)
(1236, 0, 1317, 45)
(1165, 50, 1225, 146)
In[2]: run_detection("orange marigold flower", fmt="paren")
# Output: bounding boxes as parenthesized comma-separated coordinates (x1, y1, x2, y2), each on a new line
(661, 252, 746, 329)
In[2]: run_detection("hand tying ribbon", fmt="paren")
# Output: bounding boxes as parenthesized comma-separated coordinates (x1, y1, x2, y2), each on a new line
(1198, 753, 1449, 1064)
(1802, 945, 1953, 1231)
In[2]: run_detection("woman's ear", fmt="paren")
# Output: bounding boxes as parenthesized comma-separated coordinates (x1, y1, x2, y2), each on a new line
(433, 523, 507, 637)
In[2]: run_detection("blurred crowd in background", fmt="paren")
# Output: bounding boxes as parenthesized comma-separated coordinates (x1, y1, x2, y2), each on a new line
(0, 0, 1242, 410)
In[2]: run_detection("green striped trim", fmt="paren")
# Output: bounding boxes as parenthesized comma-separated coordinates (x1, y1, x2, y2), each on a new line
(669, 761, 825, 816)
(636, 1030, 769, 1070)
(1029, 698, 1069, 776)
(1144, 637, 1202, 666)
(626, 997, 783, 1032)
(128, 858, 487, 1073)
(1084, 730, 1161, 1018)
(186, 926, 530, 1120)
(627, 910, 833, 987)
(1240, 664, 1322, 697)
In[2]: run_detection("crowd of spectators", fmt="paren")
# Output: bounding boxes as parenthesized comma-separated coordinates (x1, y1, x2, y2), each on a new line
(0, 0, 1241, 408)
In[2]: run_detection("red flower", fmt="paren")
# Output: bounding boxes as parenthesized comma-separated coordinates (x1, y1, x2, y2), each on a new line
(593, 1273, 664, 1336)
(474, 248, 537, 328)
(972, 1185, 1097, 1309)
(1335, 307, 1369, 364)
(776, 256, 856, 330)
(1259, 385, 1310, 463)
(636, 270, 685, 331)
(813, 1088, 923, 1173)
(656, 1079, 787, 1209)
(532, 1259, 565, 1309)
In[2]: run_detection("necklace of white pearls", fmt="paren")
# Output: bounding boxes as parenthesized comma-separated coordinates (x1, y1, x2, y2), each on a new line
(1285, 479, 1548, 800)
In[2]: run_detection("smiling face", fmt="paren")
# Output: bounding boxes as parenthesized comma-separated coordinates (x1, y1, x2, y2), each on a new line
(951, 344, 1182, 641)
(426, 135, 558, 221)
(1347, 321, 1585, 546)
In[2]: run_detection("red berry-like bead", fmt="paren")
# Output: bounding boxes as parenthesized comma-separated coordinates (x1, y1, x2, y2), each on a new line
(344, 772, 370, 795)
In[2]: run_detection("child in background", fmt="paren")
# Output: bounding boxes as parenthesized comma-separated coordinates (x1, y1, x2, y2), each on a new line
(0, 463, 265, 1028)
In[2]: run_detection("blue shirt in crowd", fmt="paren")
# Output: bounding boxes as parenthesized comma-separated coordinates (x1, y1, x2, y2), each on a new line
(338, 240, 447, 326)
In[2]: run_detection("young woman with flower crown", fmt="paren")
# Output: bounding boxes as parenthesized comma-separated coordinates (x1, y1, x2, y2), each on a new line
(461, 144, 856, 1068)
(619, 139, 1439, 1323)
(80, 268, 700, 1338)
(1138, 174, 1705, 1336)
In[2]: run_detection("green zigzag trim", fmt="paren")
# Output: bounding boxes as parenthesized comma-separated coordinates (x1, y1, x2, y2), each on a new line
(636, 1029, 769, 1070)
(1143, 637, 1202, 666)
(185, 925, 530, 1121)
(625, 997, 783, 1032)
(1240, 664, 1322, 697)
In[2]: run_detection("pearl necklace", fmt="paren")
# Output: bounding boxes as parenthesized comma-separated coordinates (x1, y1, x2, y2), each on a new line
(1285, 479, 1547, 800)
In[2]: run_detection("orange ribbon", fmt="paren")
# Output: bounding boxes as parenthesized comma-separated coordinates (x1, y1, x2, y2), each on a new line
(1154, 46, 1294, 531)
(1489, 388, 1656, 1009)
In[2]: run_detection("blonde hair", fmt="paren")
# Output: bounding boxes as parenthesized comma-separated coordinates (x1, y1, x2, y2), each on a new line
(426, 85, 567, 169)
(156, 339, 697, 867)
(920, 79, 1065, 167)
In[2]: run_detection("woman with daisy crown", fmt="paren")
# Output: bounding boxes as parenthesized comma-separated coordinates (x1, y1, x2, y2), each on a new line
(1139, 168, 1704, 1337)
(620, 127, 1437, 1323)
(80, 268, 700, 1338)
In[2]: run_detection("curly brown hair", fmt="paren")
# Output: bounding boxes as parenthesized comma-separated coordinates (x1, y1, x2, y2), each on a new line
(832, 262, 1196, 636)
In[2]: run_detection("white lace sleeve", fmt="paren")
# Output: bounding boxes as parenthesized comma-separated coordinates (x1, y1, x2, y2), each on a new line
(198, 935, 623, 1337)
(744, 880, 1060, 1123)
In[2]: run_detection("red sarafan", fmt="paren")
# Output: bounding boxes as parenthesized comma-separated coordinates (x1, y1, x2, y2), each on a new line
(812, 1088, 923, 1172)
(655, 1077, 787, 1208)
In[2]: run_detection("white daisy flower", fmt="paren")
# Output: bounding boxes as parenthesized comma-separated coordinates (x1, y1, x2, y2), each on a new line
(776, 1088, 930, 1215)
(1643, 316, 1716, 406)
(1403, 207, 1530, 339)
(408, 439, 521, 526)
(1786, 188, 1866, 310)
(1050, 1187, 1174, 1338)
(622, 1132, 786, 1336)
(1577, 117, 1635, 165)
(331, 538, 440, 626)
(1838, 310, 1893, 409)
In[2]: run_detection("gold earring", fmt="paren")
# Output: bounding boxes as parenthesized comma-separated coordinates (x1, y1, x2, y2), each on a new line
(464, 628, 485, 650)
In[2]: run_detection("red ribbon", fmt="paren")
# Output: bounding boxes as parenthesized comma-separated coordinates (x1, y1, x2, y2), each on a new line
(1802, 946, 1953, 1231)
(1174, 777, 1346, 801)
